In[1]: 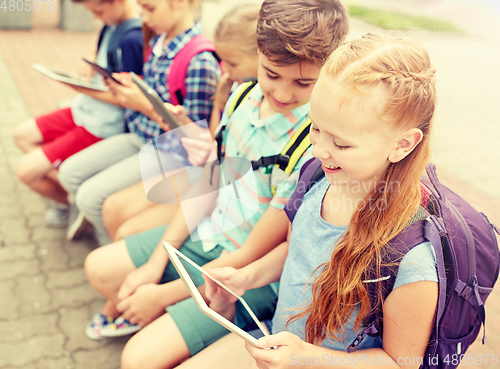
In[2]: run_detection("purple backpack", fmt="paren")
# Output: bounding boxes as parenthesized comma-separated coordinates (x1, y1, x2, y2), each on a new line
(285, 158, 500, 368)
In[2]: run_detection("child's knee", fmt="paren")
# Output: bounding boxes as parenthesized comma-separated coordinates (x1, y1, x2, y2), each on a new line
(114, 221, 140, 241)
(102, 194, 121, 227)
(74, 180, 101, 216)
(15, 155, 38, 184)
(12, 119, 36, 148)
(84, 249, 108, 287)
(58, 159, 79, 196)
(121, 338, 147, 369)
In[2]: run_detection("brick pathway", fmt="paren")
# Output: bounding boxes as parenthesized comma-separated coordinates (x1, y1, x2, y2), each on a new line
(0, 0, 499, 368)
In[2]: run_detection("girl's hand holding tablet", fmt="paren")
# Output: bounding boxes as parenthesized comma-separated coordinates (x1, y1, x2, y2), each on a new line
(246, 331, 307, 369)
(203, 267, 249, 314)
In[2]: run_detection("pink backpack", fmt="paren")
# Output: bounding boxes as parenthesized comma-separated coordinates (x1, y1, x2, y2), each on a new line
(145, 34, 219, 106)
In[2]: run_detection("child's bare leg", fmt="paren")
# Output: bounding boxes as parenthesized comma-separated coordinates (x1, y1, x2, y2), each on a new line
(13, 119, 44, 153)
(102, 181, 156, 241)
(114, 203, 180, 241)
(121, 313, 190, 369)
(84, 240, 137, 317)
(16, 148, 68, 203)
(175, 333, 258, 369)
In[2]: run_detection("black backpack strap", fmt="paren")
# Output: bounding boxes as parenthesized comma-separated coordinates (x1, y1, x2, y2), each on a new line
(210, 81, 257, 184)
(284, 158, 324, 222)
(107, 18, 142, 73)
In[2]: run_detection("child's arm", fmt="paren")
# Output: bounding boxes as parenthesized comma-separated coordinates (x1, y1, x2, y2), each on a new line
(204, 237, 290, 322)
(115, 206, 290, 327)
(247, 280, 438, 369)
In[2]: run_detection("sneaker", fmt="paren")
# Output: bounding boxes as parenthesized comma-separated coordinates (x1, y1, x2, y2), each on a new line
(45, 202, 70, 228)
(86, 313, 115, 340)
(100, 316, 141, 337)
(67, 206, 90, 241)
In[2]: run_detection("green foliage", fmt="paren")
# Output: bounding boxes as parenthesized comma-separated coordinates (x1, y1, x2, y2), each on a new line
(348, 5, 462, 33)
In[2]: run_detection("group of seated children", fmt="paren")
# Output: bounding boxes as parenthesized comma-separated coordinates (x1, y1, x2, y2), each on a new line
(14, 0, 440, 368)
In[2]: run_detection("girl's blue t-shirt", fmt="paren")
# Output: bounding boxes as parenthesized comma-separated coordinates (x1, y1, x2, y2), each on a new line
(272, 177, 438, 350)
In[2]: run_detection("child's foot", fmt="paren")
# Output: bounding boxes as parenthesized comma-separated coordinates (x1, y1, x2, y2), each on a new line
(67, 206, 90, 240)
(100, 317, 141, 337)
(45, 202, 70, 228)
(86, 313, 116, 340)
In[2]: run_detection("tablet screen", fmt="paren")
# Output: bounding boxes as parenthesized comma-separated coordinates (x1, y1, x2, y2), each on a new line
(163, 241, 270, 346)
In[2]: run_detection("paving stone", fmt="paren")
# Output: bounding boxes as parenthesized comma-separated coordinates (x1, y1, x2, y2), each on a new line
(27, 214, 47, 229)
(39, 240, 71, 272)
(59, 306, 102, 351)
(3, 357, 76, 369)
(0, 259, 40, 281)
(0, 280, 19, 320)
(73, 344, 124, 369)
(0, 204, 23, 218)
(31, 226, 66, 242)
(0, 218, 30, 243)
(47, 269, 88, 289)
(51, 284, 102, 310)
(0, 244, 36, 263)
(15, 276, 53, 315)
(65, 241, 94, 268)
(0, 334, 65, 367)
(0, 313, 59, 343)
(23, 201, 48, 216)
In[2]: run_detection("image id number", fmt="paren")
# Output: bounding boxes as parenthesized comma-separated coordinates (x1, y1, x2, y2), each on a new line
(1, 0, 56, 11)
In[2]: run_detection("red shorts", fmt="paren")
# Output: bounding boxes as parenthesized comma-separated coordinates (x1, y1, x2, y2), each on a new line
(36, 108, 102, 167)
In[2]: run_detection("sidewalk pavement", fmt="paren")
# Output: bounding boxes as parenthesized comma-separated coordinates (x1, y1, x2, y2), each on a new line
(0, 0, 499, 368)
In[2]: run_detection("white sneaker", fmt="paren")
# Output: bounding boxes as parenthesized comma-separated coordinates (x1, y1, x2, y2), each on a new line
(66, 207, 90, 240)
(44, 202, 70, 228)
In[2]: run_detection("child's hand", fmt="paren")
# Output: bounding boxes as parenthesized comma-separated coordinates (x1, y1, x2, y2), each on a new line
(213, 73, 234, 110)
(203, 267, 248, 312)
(75, 60, 94, 81)
(245, 332, 307, 369)
(181, 128, 216, 166)
(109, 73, 153, 113)
(116, 283, 166, 327)
(117, 262, 164, 301)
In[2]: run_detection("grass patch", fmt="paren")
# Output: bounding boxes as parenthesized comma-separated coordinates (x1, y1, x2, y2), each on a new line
(348, 5, 462, 33)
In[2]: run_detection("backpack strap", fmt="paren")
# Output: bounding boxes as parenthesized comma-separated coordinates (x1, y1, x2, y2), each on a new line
(284, 157, 324, 222)
(211, 81, 311, 196)
(210, 81, 257, 184)
(167, 34, 218, 106)
(107, 18, 142, 73)
(253, 120, 312, 196)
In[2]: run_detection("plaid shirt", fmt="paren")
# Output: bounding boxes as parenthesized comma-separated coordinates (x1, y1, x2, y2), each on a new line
(125, 22, 220, 159)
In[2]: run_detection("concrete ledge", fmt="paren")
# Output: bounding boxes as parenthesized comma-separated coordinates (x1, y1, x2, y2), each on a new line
(59, 0, 93, 32)
(0, 9, 32, 29)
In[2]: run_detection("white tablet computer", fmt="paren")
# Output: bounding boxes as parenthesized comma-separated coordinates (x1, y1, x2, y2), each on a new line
(162, 241, 270, 347)
(32, 63, 109, 92)
(130, 72, 187, 138)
